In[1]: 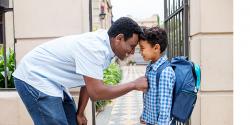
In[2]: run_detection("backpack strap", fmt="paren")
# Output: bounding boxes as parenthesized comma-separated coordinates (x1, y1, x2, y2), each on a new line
(155, 61, 171, 120)
(156, 61, 171, 86)
(190, 62, 201, 91)
(155, 61, 179, 124)
(194, 64, 201, 90)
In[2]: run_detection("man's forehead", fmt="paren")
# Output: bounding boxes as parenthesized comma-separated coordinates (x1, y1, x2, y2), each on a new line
(130, 34, 139, 45)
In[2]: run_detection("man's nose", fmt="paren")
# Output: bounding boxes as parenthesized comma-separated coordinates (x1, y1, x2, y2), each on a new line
(130, 48, 135, 54)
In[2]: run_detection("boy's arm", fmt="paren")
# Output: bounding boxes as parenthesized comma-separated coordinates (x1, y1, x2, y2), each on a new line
(157, 67, 175, 125)
(77, 86, 89, 125)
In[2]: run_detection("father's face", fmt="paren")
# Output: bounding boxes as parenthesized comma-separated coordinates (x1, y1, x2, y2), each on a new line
(115, 33, 139, 60)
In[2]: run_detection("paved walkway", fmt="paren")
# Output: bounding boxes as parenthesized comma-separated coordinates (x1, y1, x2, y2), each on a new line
(96, 65, 146, 125)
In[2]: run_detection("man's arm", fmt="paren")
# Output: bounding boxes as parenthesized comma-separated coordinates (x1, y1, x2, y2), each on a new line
(76, 86, 89, 125)
(84, 76, 147, 101)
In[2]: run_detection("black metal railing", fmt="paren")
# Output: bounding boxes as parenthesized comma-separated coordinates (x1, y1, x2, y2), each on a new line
(0, 0, 15, 90)
(164, 0, 189, 59)
(164, 0, 190, 125)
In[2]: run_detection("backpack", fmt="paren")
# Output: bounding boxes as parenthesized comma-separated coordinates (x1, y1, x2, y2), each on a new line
(156, 56, 201, 124)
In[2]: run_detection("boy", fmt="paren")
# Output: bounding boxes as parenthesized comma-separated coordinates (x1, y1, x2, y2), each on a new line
(139, 27, 176, 125)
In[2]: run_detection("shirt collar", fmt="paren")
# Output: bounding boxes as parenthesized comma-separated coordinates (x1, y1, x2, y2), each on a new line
(96, 29, 115, 59)
(105, 33, 115, 59)
(148, 55, 168, 71)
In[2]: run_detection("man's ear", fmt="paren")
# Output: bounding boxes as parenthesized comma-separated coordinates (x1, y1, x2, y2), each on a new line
(115, 34, 125, 42)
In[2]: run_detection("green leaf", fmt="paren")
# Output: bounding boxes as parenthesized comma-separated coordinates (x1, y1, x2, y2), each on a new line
(0, 47, 15, 88)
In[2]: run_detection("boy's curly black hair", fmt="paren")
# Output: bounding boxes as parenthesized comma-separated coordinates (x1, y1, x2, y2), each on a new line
(108, 17, 143, 41)
(140, 26, 168, 53)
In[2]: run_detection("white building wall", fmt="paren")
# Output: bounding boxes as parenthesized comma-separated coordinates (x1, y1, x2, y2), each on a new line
(189, 0, 233, 125)
(1, 0, 93, 125)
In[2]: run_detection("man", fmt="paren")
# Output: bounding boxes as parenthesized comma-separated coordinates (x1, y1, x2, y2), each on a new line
(13, 17, 148, 125)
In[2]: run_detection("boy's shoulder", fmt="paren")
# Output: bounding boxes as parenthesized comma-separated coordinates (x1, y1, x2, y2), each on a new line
(146, 56, 167, 70)
(158, 60, 175, 78)
(161, 65, 175, 76)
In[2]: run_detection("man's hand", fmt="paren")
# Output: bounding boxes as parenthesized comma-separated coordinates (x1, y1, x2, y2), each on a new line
(140, 118, 146, 125)
(133, 76, 148, 92)
(77, 86, 89, 125)
(77, 113, 87, 125)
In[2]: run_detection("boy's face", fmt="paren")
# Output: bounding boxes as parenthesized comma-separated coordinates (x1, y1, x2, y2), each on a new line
(139, 40, 160, 61)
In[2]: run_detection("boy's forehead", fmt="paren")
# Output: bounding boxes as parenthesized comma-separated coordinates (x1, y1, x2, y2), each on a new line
(139, 39, 147, 43)
(139, 40, 152, 47)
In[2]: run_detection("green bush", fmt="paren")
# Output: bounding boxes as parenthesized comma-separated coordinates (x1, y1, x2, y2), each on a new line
(103, 63, 122, 85)
(0, 48, 15, 88)
(95, 62, 122, 111)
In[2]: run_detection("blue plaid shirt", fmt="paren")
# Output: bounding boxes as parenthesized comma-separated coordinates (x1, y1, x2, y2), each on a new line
(141, 56, 175, 125)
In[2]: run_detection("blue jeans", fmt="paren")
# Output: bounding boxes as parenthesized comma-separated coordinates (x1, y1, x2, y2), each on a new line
(14, 77, 77, 125)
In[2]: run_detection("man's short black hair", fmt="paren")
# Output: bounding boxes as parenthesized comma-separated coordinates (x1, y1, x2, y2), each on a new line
(108, 17, 143, 41)
(140, 26, 168, 53)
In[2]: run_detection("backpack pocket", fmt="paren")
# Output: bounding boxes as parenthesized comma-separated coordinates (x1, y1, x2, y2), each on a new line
(171, 90, 197, 123)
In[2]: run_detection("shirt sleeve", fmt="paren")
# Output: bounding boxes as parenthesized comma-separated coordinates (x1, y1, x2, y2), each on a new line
(157, 66, 175, 125)
(73, 40, 106, 80)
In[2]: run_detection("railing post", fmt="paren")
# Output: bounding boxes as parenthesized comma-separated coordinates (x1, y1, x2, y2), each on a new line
(1, 3, 13, 88)
(1, 11, 8, 88)
(183, 0, 189, 57)
(88, 0, 96, 125)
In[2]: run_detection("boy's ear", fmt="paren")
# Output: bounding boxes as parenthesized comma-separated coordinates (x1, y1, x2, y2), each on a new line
(154, 44, 161, 51)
